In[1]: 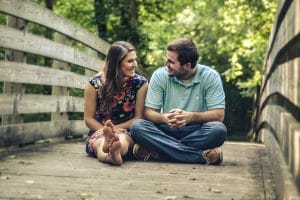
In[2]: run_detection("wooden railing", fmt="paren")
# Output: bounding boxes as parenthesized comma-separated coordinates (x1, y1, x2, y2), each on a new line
(253, 0, 300, 199)
(0, 0, 110, 147)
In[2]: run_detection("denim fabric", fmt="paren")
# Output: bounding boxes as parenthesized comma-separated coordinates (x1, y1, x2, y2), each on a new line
(130, 119, 227, 163)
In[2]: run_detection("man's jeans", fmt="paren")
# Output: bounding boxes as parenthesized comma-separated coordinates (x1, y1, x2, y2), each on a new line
(130, 119, 227, 163)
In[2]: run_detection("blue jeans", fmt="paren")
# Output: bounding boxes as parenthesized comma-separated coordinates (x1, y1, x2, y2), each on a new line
(130, 119, 227, 163)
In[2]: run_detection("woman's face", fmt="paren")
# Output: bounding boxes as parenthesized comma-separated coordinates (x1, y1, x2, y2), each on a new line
(120, 51, 138, 79)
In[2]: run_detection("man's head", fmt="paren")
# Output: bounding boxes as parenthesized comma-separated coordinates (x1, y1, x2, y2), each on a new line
(167, 38, 199, 68)
(165, 38, 199, 79)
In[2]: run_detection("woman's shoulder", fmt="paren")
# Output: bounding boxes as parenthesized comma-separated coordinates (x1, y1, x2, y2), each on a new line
(88, 73, 103, 88)
(130, 73, 148, 84)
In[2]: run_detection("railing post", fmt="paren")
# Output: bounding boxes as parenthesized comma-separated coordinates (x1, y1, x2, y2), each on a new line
(51, 33, 70, 121)
(2, 16, 26, 125)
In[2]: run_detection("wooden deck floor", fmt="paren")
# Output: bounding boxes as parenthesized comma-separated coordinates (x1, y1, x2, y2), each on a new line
(0, 141, 276, 200)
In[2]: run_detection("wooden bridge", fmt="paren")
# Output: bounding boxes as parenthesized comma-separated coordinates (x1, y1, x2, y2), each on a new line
(0, 0, 299, 199)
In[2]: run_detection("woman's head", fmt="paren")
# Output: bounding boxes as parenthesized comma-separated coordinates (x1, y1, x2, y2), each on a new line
(104, 41, 137, 81)
(101, 41, 137, 115)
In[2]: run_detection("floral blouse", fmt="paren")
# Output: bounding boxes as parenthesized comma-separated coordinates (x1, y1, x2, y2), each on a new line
(89, 74, 147, 131)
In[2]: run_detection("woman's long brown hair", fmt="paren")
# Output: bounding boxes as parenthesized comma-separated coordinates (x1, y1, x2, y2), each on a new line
(100, 41, 136, 116)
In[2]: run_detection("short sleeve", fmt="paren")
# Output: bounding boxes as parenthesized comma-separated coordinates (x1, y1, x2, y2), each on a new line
(205, 72, 225, 109)
(88, 75, 102, 92)
(145, 68, 166, 110)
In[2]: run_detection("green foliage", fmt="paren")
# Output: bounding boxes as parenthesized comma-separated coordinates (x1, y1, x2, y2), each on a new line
(0, 13, 6, 25)
(54, 0, 97, 33)
(0, 48, 4, 60)
(26, 0, 277, 138)
(23, 113, 51, 123)
(68, 112, 83, 120)
(69, 88, 84, 98)
(0, 82, 3, 93)
(219, 0, 277, 96)
(25, 84, 51, 95)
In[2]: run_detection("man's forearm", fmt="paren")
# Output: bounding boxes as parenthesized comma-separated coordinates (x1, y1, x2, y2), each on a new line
(144, 107, 167, 124)
(188, 108, 225, 123)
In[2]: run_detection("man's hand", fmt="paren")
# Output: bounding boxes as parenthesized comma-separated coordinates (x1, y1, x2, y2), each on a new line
(166, 108, 191, 128)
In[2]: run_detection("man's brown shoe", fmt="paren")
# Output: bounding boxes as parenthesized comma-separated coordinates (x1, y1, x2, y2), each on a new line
(203, 148, 223, 165)
(132, 144, 161, 161)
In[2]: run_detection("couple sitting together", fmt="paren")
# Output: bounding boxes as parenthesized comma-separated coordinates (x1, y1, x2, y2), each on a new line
(84, 38, 227, 166)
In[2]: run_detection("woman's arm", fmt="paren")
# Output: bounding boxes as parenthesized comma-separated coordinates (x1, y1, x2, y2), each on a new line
(84, 84, 104, 131)
(115, 84, 148, 129)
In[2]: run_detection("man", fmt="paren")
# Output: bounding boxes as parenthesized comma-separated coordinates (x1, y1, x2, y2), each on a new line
(130, 38, 227, 164)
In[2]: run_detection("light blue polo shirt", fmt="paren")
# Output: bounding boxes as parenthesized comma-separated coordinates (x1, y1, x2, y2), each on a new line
(145, 64, 225, 113)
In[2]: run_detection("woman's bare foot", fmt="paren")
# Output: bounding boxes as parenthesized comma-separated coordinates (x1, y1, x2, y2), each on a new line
(102, 120, 115, 153)
(108, 136, 123, 166)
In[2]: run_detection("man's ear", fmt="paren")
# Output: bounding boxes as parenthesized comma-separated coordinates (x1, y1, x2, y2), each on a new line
(183, 63, 192, 69)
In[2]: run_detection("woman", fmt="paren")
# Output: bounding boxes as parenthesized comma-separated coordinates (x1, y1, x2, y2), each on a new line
(84, 41, 148, 166)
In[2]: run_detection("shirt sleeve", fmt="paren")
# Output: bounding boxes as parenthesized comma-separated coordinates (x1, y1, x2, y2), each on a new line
(145, 69, 165, 110)
(205, 72, 225, 109)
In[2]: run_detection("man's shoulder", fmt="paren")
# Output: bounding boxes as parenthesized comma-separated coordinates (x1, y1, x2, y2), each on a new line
(196, 64, 220, 78)
(151, 67, 168, 79)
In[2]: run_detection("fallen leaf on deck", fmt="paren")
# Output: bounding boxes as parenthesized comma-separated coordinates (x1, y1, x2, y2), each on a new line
(208, 188, 222, 193)
(24, 180, 34, 184)
(18, 160, 34, 165)
(7, 155, 16, 159)
(164, 196, 177, 200)
(183, 194, 194, 199)
(80, 192, 96, 200)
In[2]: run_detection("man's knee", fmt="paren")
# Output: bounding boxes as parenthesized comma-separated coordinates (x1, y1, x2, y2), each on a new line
(206, 121, 227, 138)
(130, 119, 146, 135)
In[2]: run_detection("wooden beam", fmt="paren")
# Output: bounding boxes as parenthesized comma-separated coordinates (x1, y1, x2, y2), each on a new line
(0, 61, 88, 89)
(0, 120, 88, 147)
(0, 0, 110, 55)
(0, 25, 103, 72)
(0, 94, 84, 114)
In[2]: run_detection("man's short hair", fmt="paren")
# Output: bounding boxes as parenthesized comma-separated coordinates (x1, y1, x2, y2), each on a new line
(167, 38, 199, 68)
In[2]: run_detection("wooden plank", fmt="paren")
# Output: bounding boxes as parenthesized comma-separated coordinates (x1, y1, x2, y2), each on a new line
(0, 142, 276, 199)
(262, 129, 300, 200)
(51, 33, 70, 121)
(262, 0, 299, 89)
(0, 61, 88, 89)
(0, 25, 103, 72)
(2, 16, 26, 126)
(260, 58, 300, 108)
(0, 120, 88, 147)
(264, 0, 293, 72)
(258, 104, 300, 188)
(0, 0, 110, 55)
(0, 94, 84, 114)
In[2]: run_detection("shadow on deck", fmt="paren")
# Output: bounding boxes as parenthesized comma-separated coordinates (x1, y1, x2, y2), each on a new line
(0, 141, 275, 200)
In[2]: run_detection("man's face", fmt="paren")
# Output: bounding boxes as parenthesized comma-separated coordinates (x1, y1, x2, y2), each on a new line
(165, 51, 187, 78)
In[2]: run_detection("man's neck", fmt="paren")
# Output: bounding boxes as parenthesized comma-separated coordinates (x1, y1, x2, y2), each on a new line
(179, 67, 197, 81)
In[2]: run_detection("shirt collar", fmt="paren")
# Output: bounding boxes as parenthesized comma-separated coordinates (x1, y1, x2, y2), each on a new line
(172, 64, 203, 86)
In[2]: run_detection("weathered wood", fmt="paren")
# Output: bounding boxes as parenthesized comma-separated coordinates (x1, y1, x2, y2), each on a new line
(0, 25, 103, 72)
(0, 0, 110, 55)
(0, 142, 276, 200)
(0, 61, 88, 89)
(0, 120, 88, 147)
(264, 0, 293, 73)
(263, 129, 300, 200)
(262, 0, 299, 86)
(51, 33, 70, 121)
(254, 0, 300, 197)
(259, 58, 300, 108)
(2, 16, 26, 126)
(0, 94, 84, 114)
(258, 105, 300, 176)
